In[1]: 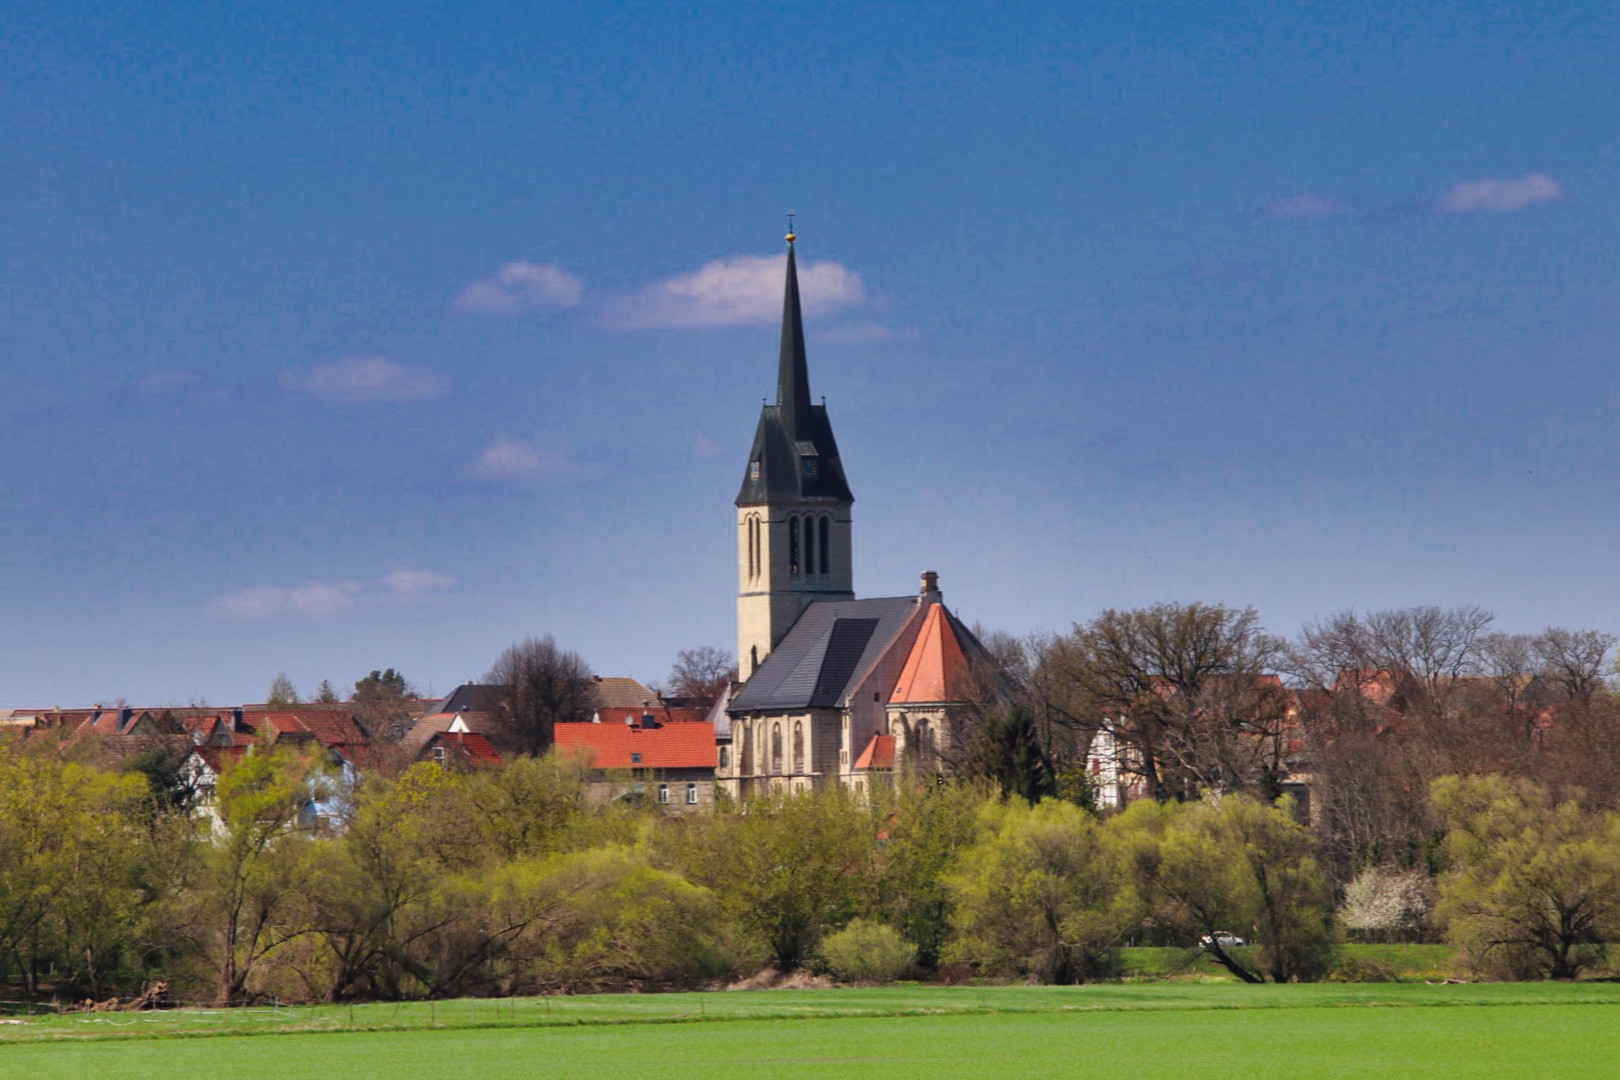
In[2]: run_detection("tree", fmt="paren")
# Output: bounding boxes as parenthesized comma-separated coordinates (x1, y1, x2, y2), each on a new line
(1039, 604, 1286, 802)
(875, 780, 989, 968)
(945, 798, 1135, 983)
(661, 787, 877, 971)
(267, 672, 300, 706)
(484, 637, 595, 757)
(1115, 794, 1335, 983)
(666, 647, 737, 709)
(312, 679, 340, 704)
(353, 668, 412, 702)
(1432, 775, 1620, 979)
(961, 709, 1055, 803)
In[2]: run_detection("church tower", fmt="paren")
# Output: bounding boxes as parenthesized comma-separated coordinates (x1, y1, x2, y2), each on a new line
(736, 230, 855, 681)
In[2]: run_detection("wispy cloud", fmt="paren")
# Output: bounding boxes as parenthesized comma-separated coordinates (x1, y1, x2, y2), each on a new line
(213, 569, 456, 620)
(213, 581, 364, 620)
(383, 569, 457, 596)
(819, 320, 920, 344)
(133, 370, 231, 401)
(1437, 173, 1564, 215)
(468, 435, 594, 483)
(1264, 193, 1347, 221)
(279, 356, 451, 406)
(600, 254, 865, 330)
(452, 261, 584, 315)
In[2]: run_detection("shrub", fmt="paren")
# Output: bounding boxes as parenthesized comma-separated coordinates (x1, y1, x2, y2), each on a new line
(818, 919, 916, 985)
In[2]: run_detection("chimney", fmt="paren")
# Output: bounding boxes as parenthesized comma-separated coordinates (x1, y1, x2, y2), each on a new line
(919, 570, 942, 605)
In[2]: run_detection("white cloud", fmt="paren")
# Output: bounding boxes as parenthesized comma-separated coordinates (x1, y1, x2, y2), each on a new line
(136, 370, 203, 396)
(601, 254, 865, 330)
(468, 435, 591, 483)
(278, 356, 451, 406)
(213, 581, 364, 620)
(452, 261, 584, 315)
(1264, 194, 1347, 220)
(384, 569, 456, 596)
(213, 571, 456, 620)
(1437, 173, 1564, 214)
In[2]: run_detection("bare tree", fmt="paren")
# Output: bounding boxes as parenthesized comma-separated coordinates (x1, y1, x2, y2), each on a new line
(1037, 603, 1285, 801)
(485, 636, 595, 757)
(666, 647, 737, 710)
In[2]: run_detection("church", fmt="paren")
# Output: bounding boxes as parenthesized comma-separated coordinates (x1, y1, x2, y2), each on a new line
(718, 229, 1003, 799)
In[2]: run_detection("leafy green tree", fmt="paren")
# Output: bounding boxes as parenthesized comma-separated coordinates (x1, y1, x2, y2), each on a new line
(962, 708, 1055, 803)
(353, 668, 412, 702)
(1115, 794, 1335, 983)
(267, 672, 301, 706)
(874, 779, 988, 968)
(179, 744, 327, 1004)
(662, 787, 877, 971)
(1433, 775, 1620, 979)
(945, 798, 1136, 983)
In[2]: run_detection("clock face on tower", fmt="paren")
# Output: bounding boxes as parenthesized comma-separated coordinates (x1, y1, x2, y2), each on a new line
(800, 457, 819, 479)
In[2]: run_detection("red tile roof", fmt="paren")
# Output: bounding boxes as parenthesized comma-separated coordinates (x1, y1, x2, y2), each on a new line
(890, 604, 974, 704)
(423, 731, 504, 768)
(554, 721, 717, 770)
(852, 734, 895, 771)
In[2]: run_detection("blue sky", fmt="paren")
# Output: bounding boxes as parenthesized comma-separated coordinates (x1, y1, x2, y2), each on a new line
(3, 2, 1618, 705)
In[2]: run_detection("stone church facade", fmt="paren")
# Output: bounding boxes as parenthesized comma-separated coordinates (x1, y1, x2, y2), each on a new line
(719, 231, 1001, 799)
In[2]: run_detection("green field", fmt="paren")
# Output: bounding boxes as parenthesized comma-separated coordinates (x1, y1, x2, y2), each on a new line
(4, 983, 1620, 1078)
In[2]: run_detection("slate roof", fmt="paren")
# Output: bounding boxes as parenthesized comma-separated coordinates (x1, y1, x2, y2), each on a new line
(437, 684, 505, 714)
(589, 677, 662, 710)
(729, 595, 926, 712)
(554, 722, 718, 770)
(736, 241, 854, 506)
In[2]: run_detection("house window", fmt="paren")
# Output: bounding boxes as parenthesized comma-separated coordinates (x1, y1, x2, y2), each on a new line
(657, 783, 669, 804)
(792, 720, 805, 773)
(686, 782, 698, 805)
(431, 745, 446, 766)
(819, 516, 830, 575)
(631, 752, 642, 764)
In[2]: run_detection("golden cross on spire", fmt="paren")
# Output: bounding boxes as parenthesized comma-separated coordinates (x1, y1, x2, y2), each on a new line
(785, 210, 796, 244)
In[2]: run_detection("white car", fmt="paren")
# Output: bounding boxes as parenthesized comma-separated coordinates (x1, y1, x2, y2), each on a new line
(1200, 932, 1245, 949)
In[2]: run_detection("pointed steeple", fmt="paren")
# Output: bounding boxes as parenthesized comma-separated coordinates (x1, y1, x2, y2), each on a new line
(736, 226, 854, 508)
(776, 235, 814, 442)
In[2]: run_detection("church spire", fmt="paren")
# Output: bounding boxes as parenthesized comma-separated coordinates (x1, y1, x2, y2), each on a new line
(776, 232, 814, 442)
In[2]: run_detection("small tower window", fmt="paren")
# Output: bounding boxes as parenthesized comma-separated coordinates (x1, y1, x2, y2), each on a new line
(789, 516, 801, 576)
(804, 515, 816, 577)
(819, 516, 830, 575)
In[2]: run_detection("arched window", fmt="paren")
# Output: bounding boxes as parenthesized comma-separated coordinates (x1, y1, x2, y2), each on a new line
(771, 722, 784, 774)
(789, 516, 801, 576)
(805, 514, 817, 577)
(819, 516, 830, 575)
(919, 720, 936, 770)
(719, 745, 729, 770)
(792, 720, 805, 773)
(745, 515, 756, 581)
(750, 645, 759, 676)
(753, 515, 763, 581)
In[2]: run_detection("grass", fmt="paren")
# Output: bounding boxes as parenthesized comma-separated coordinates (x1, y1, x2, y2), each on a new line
(1119, 943, 1461, 981)
(3, 983, 1620, 1077)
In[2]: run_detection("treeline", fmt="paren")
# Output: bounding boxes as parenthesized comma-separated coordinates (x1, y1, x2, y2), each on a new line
(4, 744, 1619, 1004)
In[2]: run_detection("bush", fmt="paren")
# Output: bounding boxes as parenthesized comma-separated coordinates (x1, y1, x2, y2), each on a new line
(818, 919, 916, 984)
